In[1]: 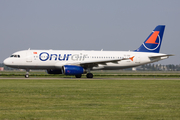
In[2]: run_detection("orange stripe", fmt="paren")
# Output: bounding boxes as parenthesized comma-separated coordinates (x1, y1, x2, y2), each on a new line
(145, 31, 159, 44)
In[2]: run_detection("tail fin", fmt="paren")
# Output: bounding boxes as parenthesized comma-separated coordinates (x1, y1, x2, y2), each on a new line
(134, 25, 165, 53)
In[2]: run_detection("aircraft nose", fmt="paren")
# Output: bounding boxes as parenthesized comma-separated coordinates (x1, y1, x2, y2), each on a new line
(3, 58, 11, 66)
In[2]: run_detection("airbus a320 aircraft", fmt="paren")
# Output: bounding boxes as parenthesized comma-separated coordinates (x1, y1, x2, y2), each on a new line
(3, 25, 173, 78)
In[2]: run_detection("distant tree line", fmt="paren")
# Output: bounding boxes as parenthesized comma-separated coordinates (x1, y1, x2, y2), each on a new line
(137, 64, 180, 71)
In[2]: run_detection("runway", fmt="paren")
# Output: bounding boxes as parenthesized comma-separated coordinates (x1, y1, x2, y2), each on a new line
(0, 77, 180, 80)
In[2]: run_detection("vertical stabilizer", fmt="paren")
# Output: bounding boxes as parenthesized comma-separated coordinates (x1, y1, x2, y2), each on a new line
(135, 25, 165, 53)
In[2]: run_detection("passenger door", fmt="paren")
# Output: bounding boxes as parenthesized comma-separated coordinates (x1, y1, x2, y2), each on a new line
(26, 51, 32, 62)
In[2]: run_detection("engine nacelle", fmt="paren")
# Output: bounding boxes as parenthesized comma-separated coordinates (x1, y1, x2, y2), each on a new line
(47, 69, 62, 74)
(62, 65, 86, 75)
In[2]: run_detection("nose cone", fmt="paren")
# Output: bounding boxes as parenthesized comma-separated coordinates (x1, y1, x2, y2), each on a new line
(3, 58, 11, 66)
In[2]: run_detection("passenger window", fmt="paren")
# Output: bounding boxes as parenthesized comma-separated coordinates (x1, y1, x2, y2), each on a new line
(18, 55, 20, 58)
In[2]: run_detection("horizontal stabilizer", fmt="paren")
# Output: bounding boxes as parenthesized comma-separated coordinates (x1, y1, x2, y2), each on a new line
(148, 54, 174, 58)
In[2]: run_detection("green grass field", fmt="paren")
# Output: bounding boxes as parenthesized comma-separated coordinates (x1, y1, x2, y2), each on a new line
(0, 79, 180, 120)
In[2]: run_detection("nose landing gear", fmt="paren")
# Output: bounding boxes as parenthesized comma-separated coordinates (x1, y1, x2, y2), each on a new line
(25, 69, 29, 78)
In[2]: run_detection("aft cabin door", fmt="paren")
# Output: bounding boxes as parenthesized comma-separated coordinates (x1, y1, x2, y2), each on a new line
(135, 54, 141, 64)
(26, 51, 32, 62)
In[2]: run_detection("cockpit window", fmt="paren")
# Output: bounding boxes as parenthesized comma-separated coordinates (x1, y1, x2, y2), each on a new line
(10, 55, 20, 58)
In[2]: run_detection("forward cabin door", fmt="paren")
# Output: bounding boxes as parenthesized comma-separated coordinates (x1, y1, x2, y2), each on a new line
(26, 51, 32, 62)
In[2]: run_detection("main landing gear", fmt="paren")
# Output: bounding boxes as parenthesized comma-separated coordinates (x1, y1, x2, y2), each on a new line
(86, 68, 93, 78)
(75, 68, 93, 78)
(75, 74, 82, 78)
(75, 73, 93, 78)
(86, 73, 93, 78)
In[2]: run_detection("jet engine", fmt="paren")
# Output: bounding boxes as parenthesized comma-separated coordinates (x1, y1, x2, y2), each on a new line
(62, 65, 86, 75)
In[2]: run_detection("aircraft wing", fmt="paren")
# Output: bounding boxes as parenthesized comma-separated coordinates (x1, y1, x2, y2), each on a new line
(67, 56, 134, 68)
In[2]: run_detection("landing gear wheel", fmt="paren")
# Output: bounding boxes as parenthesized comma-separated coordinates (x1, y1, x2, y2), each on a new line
(86, 73, 93, 78)
(25, 74, 29, 78)
(25, 69, 30, 78)
(75, 74, 82, 78)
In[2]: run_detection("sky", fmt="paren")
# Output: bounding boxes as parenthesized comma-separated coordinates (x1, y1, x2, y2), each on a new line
(0, 0, 179, 64)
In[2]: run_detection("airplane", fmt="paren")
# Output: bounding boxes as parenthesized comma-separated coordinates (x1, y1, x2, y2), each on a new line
(3, 25, 173, 78)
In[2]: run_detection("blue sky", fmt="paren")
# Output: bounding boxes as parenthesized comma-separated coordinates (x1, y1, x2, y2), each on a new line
(0, 0, 179, 64)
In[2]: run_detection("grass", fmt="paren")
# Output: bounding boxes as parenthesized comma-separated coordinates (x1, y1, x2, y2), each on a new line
(0, 79, 180, 119)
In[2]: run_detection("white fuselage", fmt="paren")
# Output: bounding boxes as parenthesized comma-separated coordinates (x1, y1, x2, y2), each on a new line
(2, 25, 172, 78)
(3, 50, 168, 70)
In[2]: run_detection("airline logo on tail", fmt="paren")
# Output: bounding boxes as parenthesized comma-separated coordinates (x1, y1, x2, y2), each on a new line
(134, 25, 165, 53)
(143, 31, 161, 50)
